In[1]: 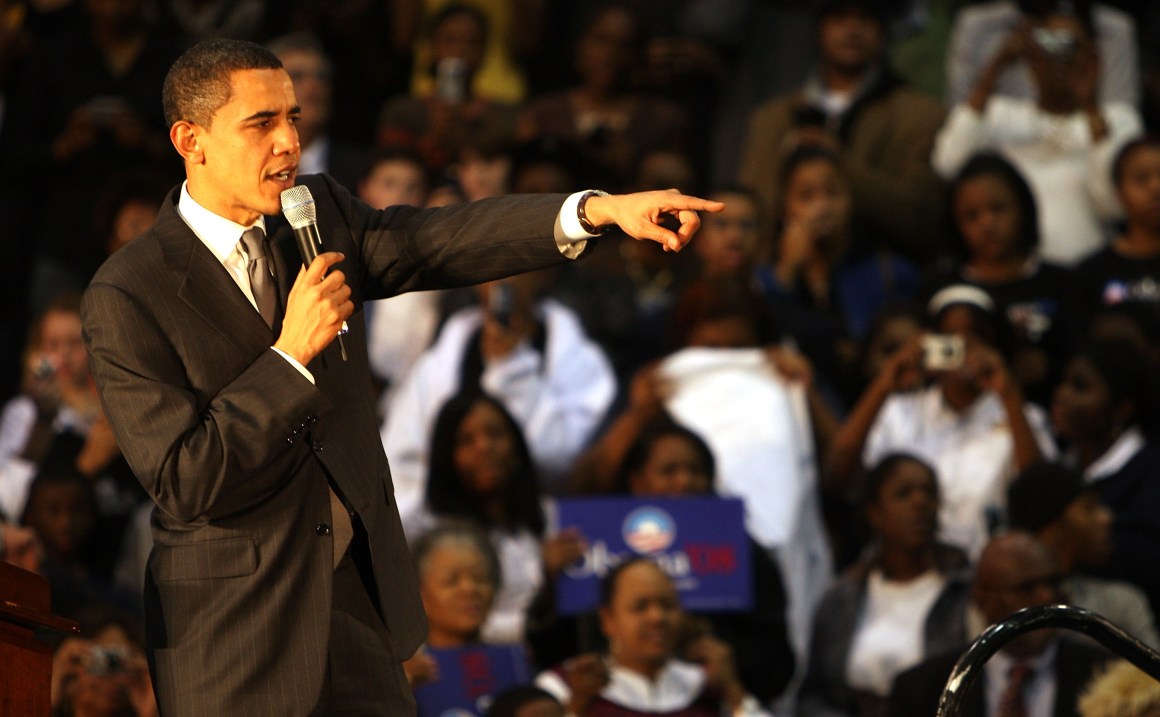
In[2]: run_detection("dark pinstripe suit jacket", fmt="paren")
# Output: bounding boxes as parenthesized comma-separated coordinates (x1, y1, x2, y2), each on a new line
(81, 174, 572, 716)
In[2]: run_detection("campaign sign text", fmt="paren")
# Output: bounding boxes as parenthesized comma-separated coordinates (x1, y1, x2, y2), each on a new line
(414, 644, 532, 717)
(555, 496, 751, 614)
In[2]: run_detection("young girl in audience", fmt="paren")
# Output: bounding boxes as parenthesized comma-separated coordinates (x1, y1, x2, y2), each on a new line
(760, 146, 922, 408)
(827, 285, 1056, 558)
(1050, 339, 1160, 618)
(413, 391, 586, 645)
(799, 453, 970, 717)
(535, 558, 771, 716)
(926, 153, 1079, 407)
(1077, 136, 1160, 320)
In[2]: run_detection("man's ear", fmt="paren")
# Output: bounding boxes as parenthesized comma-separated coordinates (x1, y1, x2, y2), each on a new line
(170, 121, 203, 163)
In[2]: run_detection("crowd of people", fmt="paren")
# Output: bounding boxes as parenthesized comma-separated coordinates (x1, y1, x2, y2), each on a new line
(2, 0, 1160, 715)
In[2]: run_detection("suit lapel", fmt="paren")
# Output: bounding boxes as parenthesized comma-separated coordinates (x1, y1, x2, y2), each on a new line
(155, 200, 277, 357)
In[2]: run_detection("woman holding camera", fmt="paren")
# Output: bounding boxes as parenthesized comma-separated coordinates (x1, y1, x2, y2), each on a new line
(825, 285, 1056, 559)
(931, 7, 1142, 266)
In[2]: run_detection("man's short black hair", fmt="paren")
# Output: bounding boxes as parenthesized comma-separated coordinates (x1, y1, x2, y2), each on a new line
(162, 38, 283, 128)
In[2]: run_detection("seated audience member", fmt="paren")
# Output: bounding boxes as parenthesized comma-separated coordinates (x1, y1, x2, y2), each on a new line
(536, 558, 772, 716)
(407, 391, 586, 645)
(1076, 137, 1160, 324)
(827, 285, 1057, 558)
(405, 522, 534, 716)
(377, 4, 518, 176)
(925, 153, 1080, 407)
(932, 6, 1142, 266)
(516, 2, 690, 192)
(651, 277, 836, 685)
(738, 0, 947, 266)
(690, 186, 767, 281)
(360, 148, 440, 417)
(1078, 660, 1160, 717)
(1049, 340, 1160, 617)
(382, 269, 617, 511)
(486, 685, 565, 717)
(553, 416, 795, 703)
(1007, 461, 1160, 648)
(0, 293, 128, 523)
(21, 464, 132, 617)
(889, 531, 1109, 717)
(268, 32, 367, 192)
(759, 145, 923, 407)
(946, 0, 1138, 107)
(799, 453, 971, 717)
(50, 606, 158, 717)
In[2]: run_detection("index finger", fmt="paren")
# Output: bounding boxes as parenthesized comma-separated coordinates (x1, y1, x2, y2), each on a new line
(304, 252, 345, 282)
(664, 195, 725, 214)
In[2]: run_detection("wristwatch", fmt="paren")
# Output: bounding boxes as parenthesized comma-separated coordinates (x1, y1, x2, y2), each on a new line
(577, 189, 611, 235)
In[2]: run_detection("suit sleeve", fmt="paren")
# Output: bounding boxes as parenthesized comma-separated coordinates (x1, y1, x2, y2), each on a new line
(308, 174, 573, 301)
(82, 282, 328, 524)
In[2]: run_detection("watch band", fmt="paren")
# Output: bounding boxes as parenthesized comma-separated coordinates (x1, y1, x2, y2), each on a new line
(577, 189, 611, 235)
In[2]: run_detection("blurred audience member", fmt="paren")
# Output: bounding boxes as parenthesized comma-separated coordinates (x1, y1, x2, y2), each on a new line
(889, 531, 1109, 717)
(1076, 137, 1160, 325)
(828, 285, 1056, 558)
(760, 145, 923, 408)
(536, 558, 772, 717)
(1, 0, 178, 313)
(154, 0, 266, 46)
(383, 270, 616, 510)
(562, 415, 795, 704)
(738, 0, 947, 266)
(378, 3, 518, 176)
(800, 453, 970, 717)
(407, 391, 587, 645)
(517, 2, 690, 192)
(926, 153, 1080, 407)
(690, 186, 766, 281)
(1049, 340, 1160, 617)
(1078, 660, 1160, 717)
(268, 32, 367, 192)
(1007, 461, 1160, 648)
(946, 0, 1138, 107)
(51, 607, 158, 717)
(0, 293, 125, 524)
(405, 522, 538, 714)
(360, 148, 441, 418)
(932, 6, 1142, 266)
(408, 0, 543, 106)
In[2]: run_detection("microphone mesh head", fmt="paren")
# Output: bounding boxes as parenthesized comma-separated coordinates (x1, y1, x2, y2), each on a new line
(280, 185, 316, 229)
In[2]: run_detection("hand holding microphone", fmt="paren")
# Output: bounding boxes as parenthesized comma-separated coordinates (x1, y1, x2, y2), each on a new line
(276, 186, 352, 363)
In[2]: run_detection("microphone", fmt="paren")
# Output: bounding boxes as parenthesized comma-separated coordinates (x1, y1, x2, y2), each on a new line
(280, 185, 349, 361)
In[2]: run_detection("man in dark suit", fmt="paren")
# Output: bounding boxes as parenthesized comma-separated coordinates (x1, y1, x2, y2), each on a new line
(888, 531, 1108, 717)
(81, 38, 721, 716)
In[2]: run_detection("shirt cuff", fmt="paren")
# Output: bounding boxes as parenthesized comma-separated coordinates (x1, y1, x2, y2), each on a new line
(553, 190, 604, 259)
(271, 347, 316, 385)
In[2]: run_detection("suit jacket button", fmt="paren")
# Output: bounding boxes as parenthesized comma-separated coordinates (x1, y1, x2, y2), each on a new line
(312, 441, 324, 452)
(315, 523, 331, 536)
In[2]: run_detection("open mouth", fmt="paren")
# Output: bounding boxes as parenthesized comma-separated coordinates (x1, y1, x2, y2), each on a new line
(269, 166, 297, 186)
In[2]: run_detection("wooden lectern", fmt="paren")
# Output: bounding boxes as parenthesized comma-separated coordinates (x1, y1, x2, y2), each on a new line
(0, 562, 80, 715)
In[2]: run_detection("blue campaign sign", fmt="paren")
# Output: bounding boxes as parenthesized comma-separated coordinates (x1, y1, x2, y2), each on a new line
(414, 644, 533, 717)
(554, 496, 751, 615)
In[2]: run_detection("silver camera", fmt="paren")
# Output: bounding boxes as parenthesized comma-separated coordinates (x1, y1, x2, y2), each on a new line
(922, 334, 965, 372)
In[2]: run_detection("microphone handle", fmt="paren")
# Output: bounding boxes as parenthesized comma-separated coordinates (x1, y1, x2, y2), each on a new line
(291, 223, 350, 361)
